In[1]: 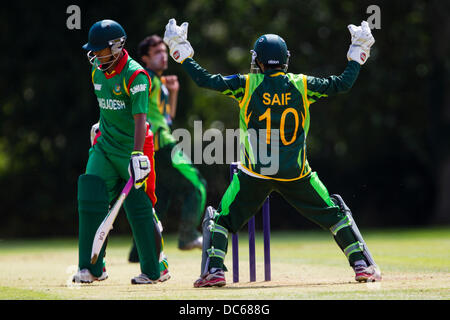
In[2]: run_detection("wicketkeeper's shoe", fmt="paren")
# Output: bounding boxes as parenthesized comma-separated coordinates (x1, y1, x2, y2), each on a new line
(193, 269, 226, 288)
(72, 267, 108, 284)
(353, 260, 382, 282)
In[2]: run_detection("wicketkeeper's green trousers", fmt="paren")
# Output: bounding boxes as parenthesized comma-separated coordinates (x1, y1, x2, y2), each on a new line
(209, 170, 366, 269)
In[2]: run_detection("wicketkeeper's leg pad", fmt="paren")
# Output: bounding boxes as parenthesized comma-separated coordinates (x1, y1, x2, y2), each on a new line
(329, 194, 377, 267)
(200, 206, 229, 276)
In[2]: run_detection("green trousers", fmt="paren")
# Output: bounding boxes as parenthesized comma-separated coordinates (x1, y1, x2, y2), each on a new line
(77, 143, 160, 279)
(154, 143, 207, 247)
(209, 170, 365, 269)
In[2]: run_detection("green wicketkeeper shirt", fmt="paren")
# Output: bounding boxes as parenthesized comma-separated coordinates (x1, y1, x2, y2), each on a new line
(91, 49, 151, 156)
(182, 58, 360, 181)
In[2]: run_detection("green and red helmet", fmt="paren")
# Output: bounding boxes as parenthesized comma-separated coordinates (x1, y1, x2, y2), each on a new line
(83, 19, 127, 71)
(250, 34, 290, 73)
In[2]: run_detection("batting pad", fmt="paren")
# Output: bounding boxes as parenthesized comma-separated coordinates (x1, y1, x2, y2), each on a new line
(77, 174, 109, 276)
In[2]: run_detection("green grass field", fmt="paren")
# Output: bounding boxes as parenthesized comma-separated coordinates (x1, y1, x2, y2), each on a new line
(0, 227, 449, 300)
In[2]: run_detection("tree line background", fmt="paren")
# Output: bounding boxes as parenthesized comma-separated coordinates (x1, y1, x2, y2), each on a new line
(0, 0, 448, 237)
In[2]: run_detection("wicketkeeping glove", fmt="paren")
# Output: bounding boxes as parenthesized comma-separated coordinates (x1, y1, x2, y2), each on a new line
(128, 151, 150, 189)
(163, 18, 194, 63)
(347, 21, 375, 65)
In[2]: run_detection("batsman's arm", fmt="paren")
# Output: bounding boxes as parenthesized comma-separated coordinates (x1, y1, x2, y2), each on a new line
(128, 72, 151, 189)
(133, 113, 147, 152)
(129, 73, 151, 151)
(306, 61, 360, 103)
(182, 58, 247, 103)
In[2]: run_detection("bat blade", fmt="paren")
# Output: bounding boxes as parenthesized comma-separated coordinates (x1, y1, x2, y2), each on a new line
(90, 178, 133, 264)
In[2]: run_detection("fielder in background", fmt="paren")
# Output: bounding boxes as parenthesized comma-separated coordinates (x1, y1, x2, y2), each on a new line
(163, 19, 381, 287)
(128, 34, 207, 252)
(73, 19, 169, 285)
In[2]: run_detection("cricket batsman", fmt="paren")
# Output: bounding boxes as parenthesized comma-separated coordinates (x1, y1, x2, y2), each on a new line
(73, 19, 169, 284)
(90, 121, 170, 276)
(163, 19, 381, 287)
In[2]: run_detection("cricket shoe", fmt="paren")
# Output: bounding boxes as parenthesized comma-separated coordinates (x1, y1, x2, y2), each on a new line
(159, 269, 171, 282)
(72, 268, 108, 284)
(131, 269, 171, 284)
(179, 236, 203, 251)
(193, 269, 226, 288)
(131, 273, 159, 285)
(353, 260, 382, 282)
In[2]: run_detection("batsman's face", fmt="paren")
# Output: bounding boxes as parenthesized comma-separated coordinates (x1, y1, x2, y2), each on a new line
(94, 47, 114, 64)
(147, 43, 168, 72)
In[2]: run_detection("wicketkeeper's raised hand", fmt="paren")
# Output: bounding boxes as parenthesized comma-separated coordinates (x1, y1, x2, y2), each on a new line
(128, 151, 150, 189)
(347, 21, 375, 65)
(163, 18, 194, 63)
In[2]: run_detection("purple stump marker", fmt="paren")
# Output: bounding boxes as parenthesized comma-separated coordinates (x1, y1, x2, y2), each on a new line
(248, 216, 256, 282)
(230, 162, 270, 283)
(230, 163, 239, 283)
(232, 233, 239, 283)
(263, 196, 271, 281)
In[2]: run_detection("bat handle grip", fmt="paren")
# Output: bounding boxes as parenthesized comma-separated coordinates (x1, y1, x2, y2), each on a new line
(123, 177, 134, 195)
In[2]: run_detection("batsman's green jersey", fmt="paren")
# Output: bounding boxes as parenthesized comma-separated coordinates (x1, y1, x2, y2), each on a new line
(182, 58, 360, 180)
(145, 69, 176, 150)
(92, 49, 151, 156)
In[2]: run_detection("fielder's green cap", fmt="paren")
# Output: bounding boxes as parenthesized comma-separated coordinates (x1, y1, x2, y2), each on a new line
(253, 34, 289, 66)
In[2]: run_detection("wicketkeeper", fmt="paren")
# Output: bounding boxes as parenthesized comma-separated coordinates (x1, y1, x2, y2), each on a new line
(73, 19, 169, 284)
(163, 19, 381, 287)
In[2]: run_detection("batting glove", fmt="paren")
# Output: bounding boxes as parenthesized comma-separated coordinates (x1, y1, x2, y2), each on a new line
(164, 18, 194, 63)
(347, 21, 375, 65)
(128, 151, 150, 189)
(90, 122, 100, 146)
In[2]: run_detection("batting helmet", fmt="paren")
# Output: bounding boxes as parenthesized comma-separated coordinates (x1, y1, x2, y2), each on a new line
(83, 19, 127, 71)
(83, 19, 126, 51)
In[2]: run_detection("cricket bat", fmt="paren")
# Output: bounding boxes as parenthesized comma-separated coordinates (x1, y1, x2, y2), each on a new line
(90, 177, 134, 264)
